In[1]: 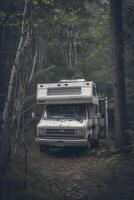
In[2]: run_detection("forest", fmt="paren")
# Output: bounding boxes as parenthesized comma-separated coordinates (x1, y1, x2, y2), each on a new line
(0, 0, 134, 200)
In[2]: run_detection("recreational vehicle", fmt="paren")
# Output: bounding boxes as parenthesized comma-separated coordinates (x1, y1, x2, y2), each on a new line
(35, 79, 108, 151)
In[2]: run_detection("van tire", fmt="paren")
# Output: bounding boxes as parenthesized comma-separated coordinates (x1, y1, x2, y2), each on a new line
(39, 145, 49, 152)
(87, 137, 92, 151)
(90, 138, 99, 148)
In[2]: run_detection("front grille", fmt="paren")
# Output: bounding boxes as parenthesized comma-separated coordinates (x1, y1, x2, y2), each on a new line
(40, 129, 85, 139)
(46, 129, 75, 135)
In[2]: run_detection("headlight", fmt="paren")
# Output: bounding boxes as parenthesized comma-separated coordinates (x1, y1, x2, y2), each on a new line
(38, 128, 46, 136)
(76, 129, 85, 136)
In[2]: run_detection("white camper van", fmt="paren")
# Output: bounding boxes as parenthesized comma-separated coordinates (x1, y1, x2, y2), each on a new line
(35, 79, 108, 151)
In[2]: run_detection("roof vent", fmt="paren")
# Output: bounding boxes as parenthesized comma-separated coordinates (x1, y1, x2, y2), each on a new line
(59, 79, 85, 83)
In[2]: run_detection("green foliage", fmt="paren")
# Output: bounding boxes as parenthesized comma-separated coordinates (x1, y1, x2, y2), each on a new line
(1, 0, 134, 133)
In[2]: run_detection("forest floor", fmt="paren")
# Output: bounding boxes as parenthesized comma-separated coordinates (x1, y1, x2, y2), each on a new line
(0, 131, 134, 200)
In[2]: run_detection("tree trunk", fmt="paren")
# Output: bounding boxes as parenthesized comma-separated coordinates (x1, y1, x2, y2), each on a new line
(28, 46, 38, 84)
(110, 0, 128, 149)
(74, 41, 77, 65)
(69, 42, 73, 69)
(0, 0, 29, 174)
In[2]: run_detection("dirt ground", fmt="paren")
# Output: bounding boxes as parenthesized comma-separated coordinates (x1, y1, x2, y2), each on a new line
(25, 139, 134, 200)
(1, 136, 134, 200)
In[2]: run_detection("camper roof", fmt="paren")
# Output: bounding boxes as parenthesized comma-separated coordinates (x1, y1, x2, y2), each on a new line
(36, 80, 98, 105)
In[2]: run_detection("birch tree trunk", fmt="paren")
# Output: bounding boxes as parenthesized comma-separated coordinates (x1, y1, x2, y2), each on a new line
(74, 41, 77, 65)
(28, 46, 38, 84)
(110, 0, 128, 149)
(69, 42, 73, 69)
(0, 0, 29, 174)
(68, 27, 73, 69)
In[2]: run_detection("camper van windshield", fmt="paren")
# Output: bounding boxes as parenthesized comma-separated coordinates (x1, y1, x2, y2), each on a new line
(43, 104, 86, 120)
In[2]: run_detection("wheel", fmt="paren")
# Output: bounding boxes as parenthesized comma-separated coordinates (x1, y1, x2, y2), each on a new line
(39, 145, 44, 152)
(39, 145, 49, 152)
(90, 138, 99, 148)
(86, 137, 92, 151)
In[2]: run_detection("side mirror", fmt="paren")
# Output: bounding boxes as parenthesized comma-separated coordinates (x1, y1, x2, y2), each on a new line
(31, 112, 36, 119)
(88, 119, 92, 126)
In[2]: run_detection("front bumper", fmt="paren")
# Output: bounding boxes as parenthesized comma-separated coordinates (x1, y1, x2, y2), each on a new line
(35, 138, 88, 147)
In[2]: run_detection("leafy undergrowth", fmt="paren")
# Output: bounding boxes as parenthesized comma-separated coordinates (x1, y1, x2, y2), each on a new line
(0, 134, 134, 200)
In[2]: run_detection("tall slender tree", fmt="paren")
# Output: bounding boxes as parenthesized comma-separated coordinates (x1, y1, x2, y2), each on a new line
(0, 0, 29, 174)
(110, 0, 128, 149)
